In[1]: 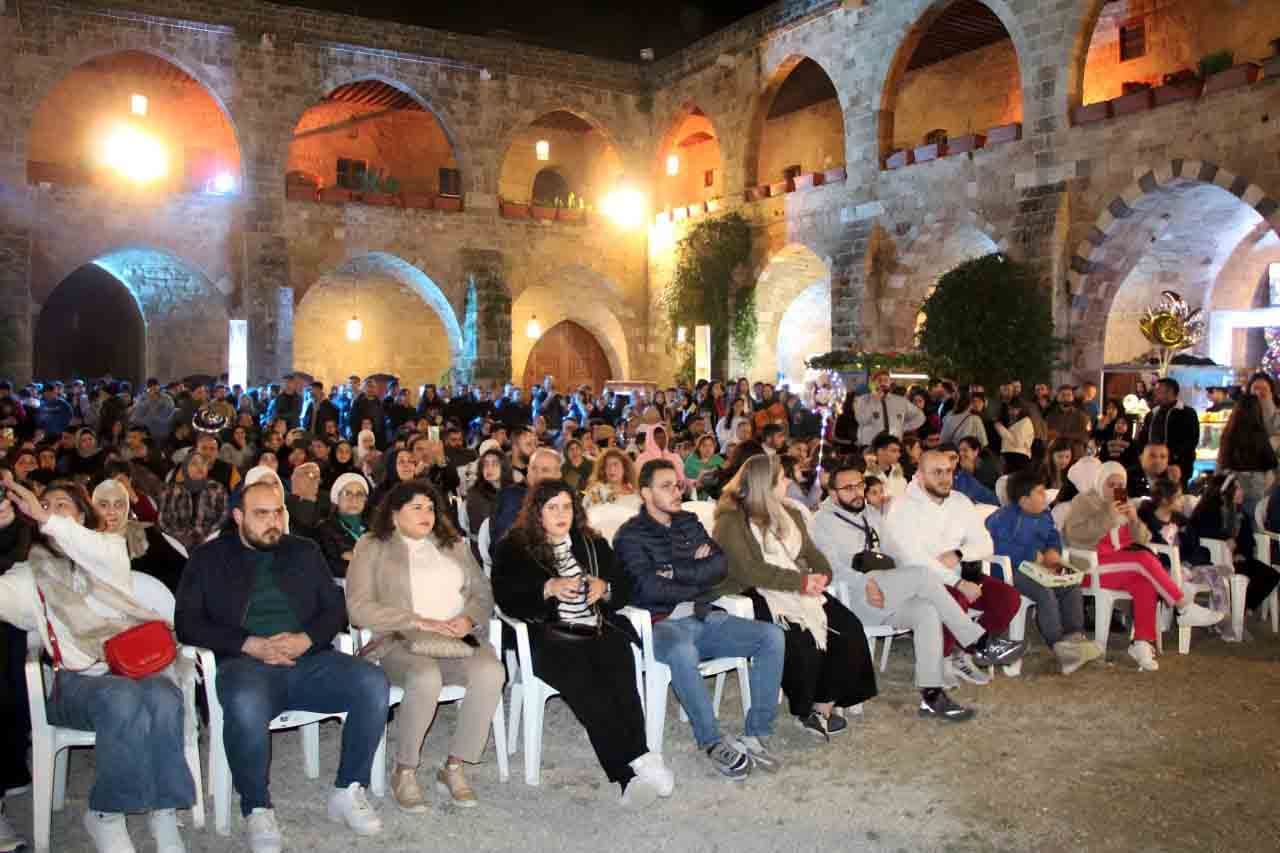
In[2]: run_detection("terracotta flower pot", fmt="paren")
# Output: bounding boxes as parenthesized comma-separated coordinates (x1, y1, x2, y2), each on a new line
(1202, 62, 1261, 96)
(885, 150, 913, 170)
(1111, 88, 1153, 116)
(986, 123, 1022, 146)
(947, 134, 985, 155)
(501, 201, 530, 219)
(530, 205, 556, 221)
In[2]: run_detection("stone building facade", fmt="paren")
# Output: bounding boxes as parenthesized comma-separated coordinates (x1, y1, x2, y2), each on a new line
(2, 0, 1279, 389)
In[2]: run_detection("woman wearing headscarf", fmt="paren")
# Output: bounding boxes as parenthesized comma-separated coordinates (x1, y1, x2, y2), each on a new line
(1063, 459, 1223, 671)
(64, 427, 106, 480)
(314, 473, 371, 579)
(157, 451, 228, 551)
(91, 479, 188, 592)
(633, 424, 686, 494)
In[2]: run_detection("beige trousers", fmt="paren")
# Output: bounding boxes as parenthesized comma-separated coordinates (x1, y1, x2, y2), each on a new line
(378, 643, 505, 767)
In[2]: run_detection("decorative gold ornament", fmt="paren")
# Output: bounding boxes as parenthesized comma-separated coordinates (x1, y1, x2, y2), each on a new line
(1138, 291, 1204, 376)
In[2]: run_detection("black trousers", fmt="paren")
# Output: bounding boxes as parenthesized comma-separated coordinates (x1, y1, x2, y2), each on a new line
(1237, 558, 1280, 611)
(530, 627, 647, 784)
(747, 591, 878, 717)
(0, 622, 32, 792)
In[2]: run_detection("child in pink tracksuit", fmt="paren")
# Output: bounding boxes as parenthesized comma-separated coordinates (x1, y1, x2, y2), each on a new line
(1062, 458, 1223, 671)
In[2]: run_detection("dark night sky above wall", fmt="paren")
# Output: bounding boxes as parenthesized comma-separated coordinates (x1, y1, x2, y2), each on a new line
(277, 0, 778, 61)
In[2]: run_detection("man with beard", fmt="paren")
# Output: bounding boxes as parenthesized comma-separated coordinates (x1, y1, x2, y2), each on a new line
(881, 451, 1026, 691)
(176, 482, 389, 853)
(853, 370, 924, 446)
(1045, 385, 1091, 445)
(812, 460, 1008, 722)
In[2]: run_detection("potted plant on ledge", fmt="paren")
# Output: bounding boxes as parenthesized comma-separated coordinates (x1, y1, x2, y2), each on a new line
(556, 193, 585, 222)
(500, 197, 530, 218)
(1154, 68, 1203, 106)
(1199, 50, 1261, 96)
(360, 172, 399, 206)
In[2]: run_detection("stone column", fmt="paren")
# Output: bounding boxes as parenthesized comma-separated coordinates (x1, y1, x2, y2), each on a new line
(461, 248, 511, 386)
(831, 220, 874, 351)
(0, 216, 32, 382)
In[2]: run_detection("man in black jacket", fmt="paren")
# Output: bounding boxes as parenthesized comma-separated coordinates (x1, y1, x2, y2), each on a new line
(349, 379, 387, 448)
(614, 459, 786, 782)
(176, 482, 388, 852)
(302, 381, 341, 436)
(1137, 378, 1199, 487)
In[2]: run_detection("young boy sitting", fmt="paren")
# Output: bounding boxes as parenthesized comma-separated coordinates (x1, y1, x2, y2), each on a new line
(985, 468, 1102, 674)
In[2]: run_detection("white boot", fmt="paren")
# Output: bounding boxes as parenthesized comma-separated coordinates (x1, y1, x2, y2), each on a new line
(147, 809, 185, 853)
(1127, 640, 1158, 672)
(83, 811, 135, 853)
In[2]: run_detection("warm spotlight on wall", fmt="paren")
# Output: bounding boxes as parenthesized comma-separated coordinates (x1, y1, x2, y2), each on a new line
(602, 188, 645, 229)
(101, 122, 167, 183)
(535, 139, 550, 161)
(130, 94, 148, 116)
(666, 154, 679, 176)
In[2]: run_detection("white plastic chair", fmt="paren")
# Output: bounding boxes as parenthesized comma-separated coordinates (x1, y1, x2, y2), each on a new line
(982, 555, 1032, 677)
(26, 573, 204, 853)
(1192, 537, 1249, 646)
(456, 497, 470, 541)
(830, 580, 907, 673)
(192, 630, 393, 835)
(1252, 498, 1280, 633)
(994, 475, 1010, 507)
(1065, 547, 1165, 657)
(350, 624, 509, 783)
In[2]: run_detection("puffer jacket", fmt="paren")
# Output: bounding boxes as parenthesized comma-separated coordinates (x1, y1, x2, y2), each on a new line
(985, 504, 1061, 576)
(613, 507, 727, 617)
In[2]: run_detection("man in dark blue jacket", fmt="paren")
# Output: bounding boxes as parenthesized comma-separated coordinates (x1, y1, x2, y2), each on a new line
(614, 459, 785, 782)
(487, 447, 562, 558)
(176, 481, 388, 852)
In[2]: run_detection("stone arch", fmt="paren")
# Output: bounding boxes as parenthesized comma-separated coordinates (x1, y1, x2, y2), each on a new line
(879, 212, 1006, 348)
(652, 101, 726, 211)
(285, 71, 469, 186)
(35, 264, 147, 385)
(24, 48, 244, 191)
(1067, 161, 1280, 373)
(743, 54, 847, 190)
(294, 258, 462, 386)
(750, 243, 832, 383)
(874, 0, 1032, 162)
(496, 108, 625, 207)
(36, 246, 230, 381)
(511, 267, 631, 384)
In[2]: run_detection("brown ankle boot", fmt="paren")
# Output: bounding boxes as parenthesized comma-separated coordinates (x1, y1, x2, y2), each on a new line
(391, 765, 428, 813)
(436, 762, 478, 808)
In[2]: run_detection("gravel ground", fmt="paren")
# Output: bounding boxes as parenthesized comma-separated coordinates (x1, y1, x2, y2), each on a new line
(11, 620, 1280, 853)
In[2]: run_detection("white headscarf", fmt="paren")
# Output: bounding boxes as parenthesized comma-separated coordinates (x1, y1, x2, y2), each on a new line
(355, 429, 377, 465)
(1067, 456, 1102, 496)
(329, 471, 370, 506)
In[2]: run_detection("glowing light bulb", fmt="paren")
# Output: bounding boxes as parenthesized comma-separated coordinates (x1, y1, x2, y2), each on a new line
(666, 154, 679, 176)
(130, 94, 148, 116)
(100, 122, 167, 183)
(212, 172, 235, 194)
(602, 188, 645, 229)
(526, 314, 542, 340)
(535, 140, 550, 161)
(346, 316, 363, 342)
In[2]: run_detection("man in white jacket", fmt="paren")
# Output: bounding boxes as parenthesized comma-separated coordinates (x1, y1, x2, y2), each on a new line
(812, 460, 1016, 722)
(882, 450, 1025, 685)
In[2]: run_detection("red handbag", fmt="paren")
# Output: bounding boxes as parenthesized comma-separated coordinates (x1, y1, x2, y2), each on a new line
(103, 621, 177, 679)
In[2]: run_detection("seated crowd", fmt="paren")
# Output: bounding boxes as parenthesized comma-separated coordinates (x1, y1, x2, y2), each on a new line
(1, 367, 1279, 853)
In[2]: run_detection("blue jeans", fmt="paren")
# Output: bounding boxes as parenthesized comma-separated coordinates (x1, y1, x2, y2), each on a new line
(216, 650, 389, 815)
(651, 612, 784, 748)
(47, 671, 196, 813)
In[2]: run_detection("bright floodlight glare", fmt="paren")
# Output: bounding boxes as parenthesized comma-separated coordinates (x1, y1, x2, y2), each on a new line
(602, 188, 645, 229)
(346, 316, 363, 342)
(101, 122, 168, 183)
(526, 314, 542, 340)
(130, 94, 148, 116)
(212, 172, 235, 194)
(666, 154, 679, 176)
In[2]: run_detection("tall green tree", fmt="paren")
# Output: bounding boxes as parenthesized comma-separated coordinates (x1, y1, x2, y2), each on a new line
(916, 253, 1067, 386)
(662, 213, 754, 380)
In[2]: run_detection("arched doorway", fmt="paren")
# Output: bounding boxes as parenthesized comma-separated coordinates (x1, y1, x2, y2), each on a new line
(27, 50, 241, 193)
(751, 244, 831, 383)
(35, 264, 145, 384)
(295, 253, 464, 386)
(522, 321, 612, 392)
(888, 221, 1001, 349)
(777, 281, 833, 387)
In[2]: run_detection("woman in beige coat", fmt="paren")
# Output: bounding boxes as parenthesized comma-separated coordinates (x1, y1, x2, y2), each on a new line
(346, 480, 503, 811)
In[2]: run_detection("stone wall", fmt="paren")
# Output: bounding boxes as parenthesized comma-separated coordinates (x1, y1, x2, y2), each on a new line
(497, 124, 622, 207)
(653, 112, 723, 213)
(758, 97, 845, 184)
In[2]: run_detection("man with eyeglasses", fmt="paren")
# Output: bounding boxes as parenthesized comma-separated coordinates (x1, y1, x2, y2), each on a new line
(813, 459, 1018, 722)
(614, 459, 786, 779)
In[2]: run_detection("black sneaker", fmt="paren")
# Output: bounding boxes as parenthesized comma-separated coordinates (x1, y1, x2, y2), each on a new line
(918, 690, 976, 722)
(971, 636, 1026, 668)
(824, 712, 848, 736)
(797, 712, 830, 741)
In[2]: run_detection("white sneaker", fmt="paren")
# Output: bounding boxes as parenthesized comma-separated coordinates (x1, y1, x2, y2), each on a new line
(619, 773, 661, 808)
(147, 809, 185, 853)
(628, 752, 674, 797)
(1127, 640, 1159, 672)
(0, 806, 25, 853)
(946, 651, 991, 686)
(327, 783, 382, 836)
(83, 810, 135, 853)
(1178, 602, 1225, 628)
(245, 808, 283, 853)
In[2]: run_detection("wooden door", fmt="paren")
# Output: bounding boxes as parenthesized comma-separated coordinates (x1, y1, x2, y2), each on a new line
(522, 320, 613, 392)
